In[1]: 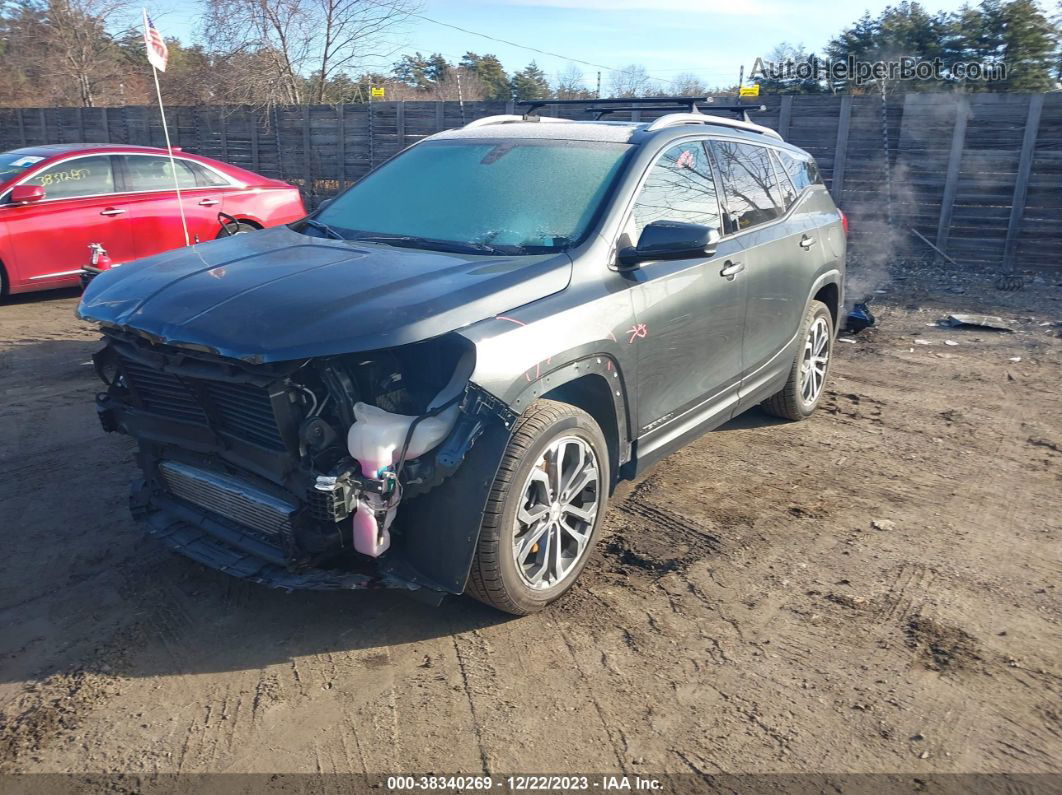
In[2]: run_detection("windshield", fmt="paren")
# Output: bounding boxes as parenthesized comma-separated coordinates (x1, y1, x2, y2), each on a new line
(0, 151, 47, 183)
(311, 139, 631, 254)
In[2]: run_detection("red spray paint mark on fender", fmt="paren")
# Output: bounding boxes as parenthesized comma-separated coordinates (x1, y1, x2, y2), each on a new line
(627, 324, 648, 344)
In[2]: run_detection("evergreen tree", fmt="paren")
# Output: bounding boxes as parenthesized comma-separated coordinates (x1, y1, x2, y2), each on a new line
(996, 0, 1057, 90)
(425, 53, 450, 85)
(460, 52, 510, 100)
(392, 52, 432, 91)
(752, 42, 827, 94)
(510, 61, 550, 100)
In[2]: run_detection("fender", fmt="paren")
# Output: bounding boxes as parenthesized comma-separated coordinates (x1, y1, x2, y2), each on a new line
(387, 355, 633, 596)
(505, 354, 633, 470)
(807, 268, 844, 330)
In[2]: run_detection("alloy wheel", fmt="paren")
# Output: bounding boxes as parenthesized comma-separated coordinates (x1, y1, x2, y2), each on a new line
(800, 316, 830, 406)
(512, 436, 600, 591)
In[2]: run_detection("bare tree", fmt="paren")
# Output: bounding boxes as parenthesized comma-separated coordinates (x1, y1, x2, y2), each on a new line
(608, 64, 653, 98)
(671, 72, 707, 97)
(9, 0, 133, 107)
(202, 0, 418, 105)
(554, 63, 590, 99)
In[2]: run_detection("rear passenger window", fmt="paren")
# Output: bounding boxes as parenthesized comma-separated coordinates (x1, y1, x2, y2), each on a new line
(631, 142, 721, 237)
(186, 161, 230, 187)
(709, 141, 784, 232)
(770, 150, 798, 210)
(123, 156, 199, 192)
(776, 150, 822, 193)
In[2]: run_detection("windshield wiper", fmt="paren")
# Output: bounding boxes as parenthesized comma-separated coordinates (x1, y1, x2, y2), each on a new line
(349, 235, 502, 255)
(299, 217, 346, 241)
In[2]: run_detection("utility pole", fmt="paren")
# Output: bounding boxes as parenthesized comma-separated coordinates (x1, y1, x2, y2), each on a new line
(596, 71, 601, 98)
(737, 64, 744, 94)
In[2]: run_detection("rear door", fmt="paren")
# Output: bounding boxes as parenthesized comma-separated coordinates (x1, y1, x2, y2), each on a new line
(1, 154, 134, 288)
(624, 140, 747, 444)
(709, 139, 812, 384)
(116, 155, 227, 257)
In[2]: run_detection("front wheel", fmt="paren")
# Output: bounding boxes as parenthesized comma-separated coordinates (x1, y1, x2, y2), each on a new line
(466, 399, 610, 615)
(762, 299, 834, 421)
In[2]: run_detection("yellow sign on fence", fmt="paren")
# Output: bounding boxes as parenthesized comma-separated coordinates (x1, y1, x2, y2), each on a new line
(739, 84, 760, 97)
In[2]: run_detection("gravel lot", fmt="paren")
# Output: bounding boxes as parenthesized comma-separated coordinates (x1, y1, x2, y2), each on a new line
(1, 266, 1060, 782)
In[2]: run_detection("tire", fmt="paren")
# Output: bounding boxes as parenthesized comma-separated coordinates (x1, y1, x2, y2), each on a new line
(762, 299, 834, 421)
(0, 264, 6, 300)
(217, 221, 258, 238)
(466, 399, 610, 615)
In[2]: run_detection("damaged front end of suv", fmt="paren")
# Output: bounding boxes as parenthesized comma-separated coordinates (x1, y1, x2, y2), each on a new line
(97, 316, 525, 596)
(74, 212, 592, 602)
(90, 324, 517, 601)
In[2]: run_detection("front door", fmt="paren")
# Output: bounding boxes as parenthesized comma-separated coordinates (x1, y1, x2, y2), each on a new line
(623, 140, 747, 446)
(2, 155, 135, 289)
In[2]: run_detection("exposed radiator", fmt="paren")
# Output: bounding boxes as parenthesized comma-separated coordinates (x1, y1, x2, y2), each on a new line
(158, 460, 297, 538)
(120, 359, 286, 451)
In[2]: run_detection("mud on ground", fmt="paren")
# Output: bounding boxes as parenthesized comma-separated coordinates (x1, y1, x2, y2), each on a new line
(0, 267, 1059, 780)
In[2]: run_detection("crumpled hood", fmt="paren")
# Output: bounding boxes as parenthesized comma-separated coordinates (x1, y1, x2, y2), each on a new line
(77, 226, 571, 362)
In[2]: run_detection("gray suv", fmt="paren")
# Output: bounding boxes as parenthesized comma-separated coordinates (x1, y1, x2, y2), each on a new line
(79, 98, 846, 615)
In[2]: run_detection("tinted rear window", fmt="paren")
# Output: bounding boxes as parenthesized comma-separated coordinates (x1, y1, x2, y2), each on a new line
(709, 141, 784, 232)
(123, 156, 199, 191)
(777, 150, 822, 193)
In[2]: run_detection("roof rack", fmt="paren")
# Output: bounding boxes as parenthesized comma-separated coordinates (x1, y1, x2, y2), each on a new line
(519, 96, 709, 115)
(465, 96, 781, 140)
(517, 95, 766, 119)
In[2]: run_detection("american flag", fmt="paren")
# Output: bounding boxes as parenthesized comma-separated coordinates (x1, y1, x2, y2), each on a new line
(142, 9, 168, 72)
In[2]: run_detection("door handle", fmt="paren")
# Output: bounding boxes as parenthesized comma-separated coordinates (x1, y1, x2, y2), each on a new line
(99, 207, 125, 216)
(799, 234, 816, 249)
(720, 260, 744, 280)
(198, 198, 220, 207)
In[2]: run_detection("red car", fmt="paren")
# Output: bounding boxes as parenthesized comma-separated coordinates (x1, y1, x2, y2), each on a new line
(0, 144, 307, 296)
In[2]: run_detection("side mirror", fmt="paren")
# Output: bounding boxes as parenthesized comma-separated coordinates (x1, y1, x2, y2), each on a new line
(618, 221, 720, 268)
(11, 184, 45, 204)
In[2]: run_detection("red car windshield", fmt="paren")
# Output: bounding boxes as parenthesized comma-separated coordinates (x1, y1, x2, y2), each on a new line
(0, 151, 48, 183)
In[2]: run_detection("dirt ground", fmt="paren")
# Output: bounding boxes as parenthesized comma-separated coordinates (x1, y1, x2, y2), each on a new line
(1, 264, 1060, 786)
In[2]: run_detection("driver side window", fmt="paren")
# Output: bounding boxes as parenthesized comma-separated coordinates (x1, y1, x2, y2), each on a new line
(630, 142, 721, 240)
(22, 155, 115, 201)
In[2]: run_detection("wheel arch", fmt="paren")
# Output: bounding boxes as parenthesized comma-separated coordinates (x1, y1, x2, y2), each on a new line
(813, 281, 840, 331)
(807, 270, 843, 332)
(501, 356, 633, 488)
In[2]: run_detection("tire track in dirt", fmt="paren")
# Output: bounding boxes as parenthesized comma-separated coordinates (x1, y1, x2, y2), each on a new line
(451, 629, 495, 774)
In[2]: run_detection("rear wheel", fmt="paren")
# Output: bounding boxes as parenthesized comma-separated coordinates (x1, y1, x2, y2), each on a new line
(217, 221, 258, 238)
(762, 299, 833, 421)
(467, 399, 609, 615)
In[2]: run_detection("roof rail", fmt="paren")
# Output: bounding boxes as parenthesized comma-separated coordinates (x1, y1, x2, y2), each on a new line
(645, 111, 782, 140)
(462, 114, 574, 129)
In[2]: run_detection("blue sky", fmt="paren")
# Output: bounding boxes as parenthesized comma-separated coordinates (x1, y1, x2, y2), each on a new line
(156, 0, 973, 92)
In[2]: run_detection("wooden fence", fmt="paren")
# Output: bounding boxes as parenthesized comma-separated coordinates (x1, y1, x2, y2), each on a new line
(2, 94, 1060, 271)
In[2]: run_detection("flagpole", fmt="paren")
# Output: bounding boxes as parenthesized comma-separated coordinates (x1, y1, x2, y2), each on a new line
(151, 64, 190, 247)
